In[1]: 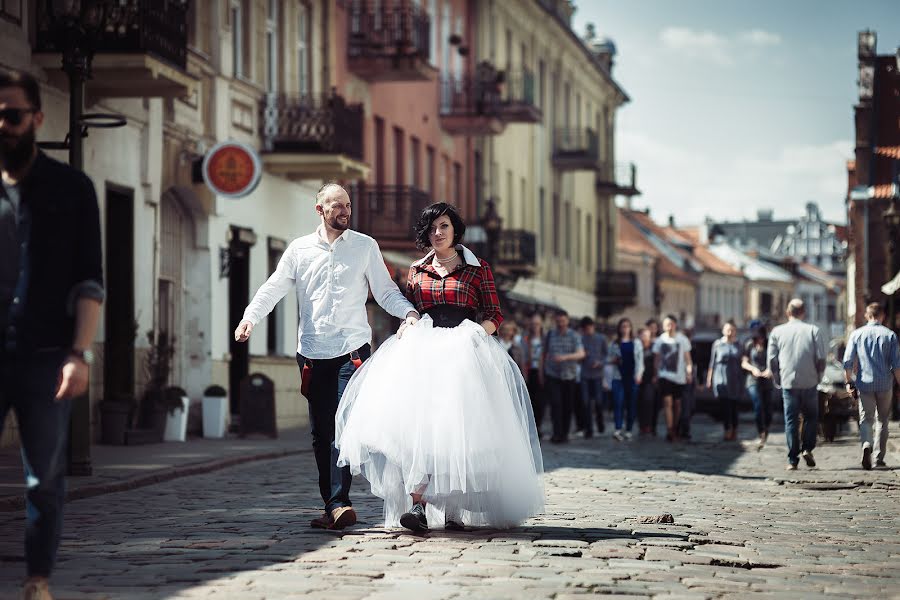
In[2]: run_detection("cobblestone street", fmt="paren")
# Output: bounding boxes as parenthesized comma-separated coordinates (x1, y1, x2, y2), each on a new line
(2, 416, 899, 599)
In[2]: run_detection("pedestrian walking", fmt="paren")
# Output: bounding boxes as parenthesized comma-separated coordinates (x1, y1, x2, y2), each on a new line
(0, 70, 105, 600)
(707, 320, 743, 441)
(608, 318, 644, 441)
(335, 203, 543, 531)
(842, 302, 900, 469)
(742, 324, 773, 447)
(499, 320, 526, 375)
(637, 327, 659, 435)
(544, 310, 586, 443)
(234, 183, 420, 530)
(580, 316, 607, 437)
(522, 314, 547, 438)
(653, 315, 693, 442)
(767, 299, 826, 471)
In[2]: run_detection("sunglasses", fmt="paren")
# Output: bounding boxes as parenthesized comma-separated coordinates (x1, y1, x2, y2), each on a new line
(0, 108, 36, 126)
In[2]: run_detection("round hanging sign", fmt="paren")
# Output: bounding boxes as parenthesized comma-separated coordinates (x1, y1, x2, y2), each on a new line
(201, 141, 262, 198)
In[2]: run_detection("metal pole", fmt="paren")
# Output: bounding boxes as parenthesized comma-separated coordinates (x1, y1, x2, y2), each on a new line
(66, 62, 92, 476)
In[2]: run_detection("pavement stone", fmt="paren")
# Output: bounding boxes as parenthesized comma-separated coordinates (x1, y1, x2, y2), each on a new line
(1, 414, 900, 598)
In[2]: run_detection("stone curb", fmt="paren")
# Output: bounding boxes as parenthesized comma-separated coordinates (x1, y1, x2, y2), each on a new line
(0, 447, 309, 513)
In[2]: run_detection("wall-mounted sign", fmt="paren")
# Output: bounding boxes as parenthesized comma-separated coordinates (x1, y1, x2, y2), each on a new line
(201, 141, 262, 198)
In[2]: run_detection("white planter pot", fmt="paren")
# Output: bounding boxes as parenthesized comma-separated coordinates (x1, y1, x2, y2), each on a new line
(163, 397, 190, 442)
(202, 395, 229, 439)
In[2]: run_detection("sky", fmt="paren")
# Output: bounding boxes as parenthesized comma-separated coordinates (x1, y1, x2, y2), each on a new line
(571, 0, 900, 226)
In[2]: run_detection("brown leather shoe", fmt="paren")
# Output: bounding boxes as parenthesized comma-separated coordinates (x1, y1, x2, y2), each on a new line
(330, 506, 358, 529)
(310, 511, 334, 529)
(22, 577, 53, 600)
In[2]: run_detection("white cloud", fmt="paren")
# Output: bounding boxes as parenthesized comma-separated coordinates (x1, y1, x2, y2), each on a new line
(660, 27, 733, 66)
(739, 29, 782, 47)
(658, 27, 783, 67)
(619, 131, 853, 225)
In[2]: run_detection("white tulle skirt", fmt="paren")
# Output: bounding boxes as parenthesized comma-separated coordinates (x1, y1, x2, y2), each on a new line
(335, 316, 544, 529)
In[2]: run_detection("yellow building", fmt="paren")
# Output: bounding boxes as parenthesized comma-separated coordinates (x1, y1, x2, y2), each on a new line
(469, 0, 635, 319)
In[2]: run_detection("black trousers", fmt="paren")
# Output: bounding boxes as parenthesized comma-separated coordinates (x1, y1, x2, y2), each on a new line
(546, 376, 578, 441)
(297, 344, 370, 513)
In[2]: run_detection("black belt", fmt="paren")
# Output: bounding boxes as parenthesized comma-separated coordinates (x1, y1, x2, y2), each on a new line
(424, 305, 476, 328)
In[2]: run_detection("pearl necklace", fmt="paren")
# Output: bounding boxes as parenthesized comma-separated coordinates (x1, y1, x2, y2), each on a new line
(434, 251, 459, 264)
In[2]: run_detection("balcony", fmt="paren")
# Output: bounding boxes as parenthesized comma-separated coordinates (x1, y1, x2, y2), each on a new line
(498, 69, 541, 124)
(347, 2, 434, 82)
(552, 128, 600, 171)
(439, 76, 505, 136)
(596, 162, 641, 196)
(33, 0, 196, 99)
(595, 270, 637, 317)
(355, 185, 431, 242)
(259, 92, 368, 181)
(470, 229, 537, 274)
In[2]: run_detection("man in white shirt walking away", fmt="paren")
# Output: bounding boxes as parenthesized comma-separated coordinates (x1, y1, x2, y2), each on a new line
(842, 302, 900, 470)
(767, 299, 825, 471)
(234, 183, 420, 529)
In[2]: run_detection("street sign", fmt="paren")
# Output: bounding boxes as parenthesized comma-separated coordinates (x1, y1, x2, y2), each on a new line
(201, 141, 262, 198)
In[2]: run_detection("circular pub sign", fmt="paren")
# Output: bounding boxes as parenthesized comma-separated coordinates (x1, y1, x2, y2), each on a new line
(201, 141, 262, 198)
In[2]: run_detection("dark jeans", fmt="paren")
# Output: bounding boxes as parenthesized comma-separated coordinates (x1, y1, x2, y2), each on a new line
(612, 378, 638, 432)
(747, 382, 773, 434)
(297, 344, 370, 513)
(638, 381, 659, 433)
(679, 384, 695, 438)
(719, 396, 739, 431)
(782, 387, 818, 466)
(526, 370, 545, 433)
(546, 376, 577, 441)
(0, 350, 70, 577)
(580, 377, 604, 433)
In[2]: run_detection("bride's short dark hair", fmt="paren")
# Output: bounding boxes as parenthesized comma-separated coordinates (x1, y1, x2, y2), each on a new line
(414, 202, 467, 250)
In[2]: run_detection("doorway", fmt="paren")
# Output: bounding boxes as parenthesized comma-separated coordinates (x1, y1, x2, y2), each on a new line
(227, 226, 256, 419)
(104, 185, 135, 408)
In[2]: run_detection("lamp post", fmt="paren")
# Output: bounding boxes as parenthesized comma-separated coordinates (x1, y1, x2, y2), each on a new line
(41, 0, 115, 476)
(883, 200, 900, 334)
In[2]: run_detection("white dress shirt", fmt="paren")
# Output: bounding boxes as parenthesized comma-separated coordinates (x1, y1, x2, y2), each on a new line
(242, 226, 416, 359)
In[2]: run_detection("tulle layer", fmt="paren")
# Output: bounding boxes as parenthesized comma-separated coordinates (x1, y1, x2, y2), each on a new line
(335, 317, 544, 528)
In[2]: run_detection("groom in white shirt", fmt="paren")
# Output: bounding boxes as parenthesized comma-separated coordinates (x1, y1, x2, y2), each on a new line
(234, 183, 419, 529)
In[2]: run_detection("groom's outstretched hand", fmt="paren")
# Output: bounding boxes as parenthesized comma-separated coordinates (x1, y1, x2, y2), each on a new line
(397, 311, 420, 338)
(234, 319, 253, 342)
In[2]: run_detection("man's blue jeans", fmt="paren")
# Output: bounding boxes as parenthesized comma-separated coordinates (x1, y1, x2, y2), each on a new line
(0, 351, 71, 577)
(747, 382, 773, 434)
(782, 387, 818, 465)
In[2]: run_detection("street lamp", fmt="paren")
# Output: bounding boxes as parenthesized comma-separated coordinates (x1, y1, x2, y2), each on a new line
(481, 197, 502, 265)
(39, 0, 121, 476)
(883, 201, 900, 334)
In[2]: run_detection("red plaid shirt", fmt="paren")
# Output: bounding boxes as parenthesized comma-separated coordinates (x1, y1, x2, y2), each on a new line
(406, 248, 503, 330)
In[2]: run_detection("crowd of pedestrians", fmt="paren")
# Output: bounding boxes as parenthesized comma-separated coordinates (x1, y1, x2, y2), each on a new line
(498, 298, 900, 472)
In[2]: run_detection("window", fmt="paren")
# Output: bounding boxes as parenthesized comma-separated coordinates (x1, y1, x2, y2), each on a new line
(552, 193, 560, 256)
(586, 214, 593, 271)
(539, 188, 546, 255)
(564, 202, 572, 260)
(441, 155, 450, 202)
(453, 163, 462, 205)
(538, 60, 545, 110)
(0, 0, 22, 24)
(266, 0, 279, 92)
(454, 16, 463, 80)
(474, 150, 483, 211)
(426, 146, 436, 197)
(267, 238, 287, 355)
(231, 0, 243, 78)
(429, 0, 438, 65)
(441, 2, 451, 71)
(575, 208, 582, 266)
(297, 2, 311, 95)
(410, 137, 421, 188)
(393, 127, 404, 185)
(520, 177, 527, 229)
(505, 28, 512, 72)
(374, 117, 385, 185)
(760, 292, 773, 317)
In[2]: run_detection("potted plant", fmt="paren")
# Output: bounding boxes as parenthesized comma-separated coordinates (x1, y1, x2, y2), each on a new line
(163, 385, 190, 442)
(202, 385, 229, 439)
(138, 330, 177, 441)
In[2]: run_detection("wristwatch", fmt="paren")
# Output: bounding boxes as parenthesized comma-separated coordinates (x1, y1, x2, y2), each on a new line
(69, 348, 95, 365)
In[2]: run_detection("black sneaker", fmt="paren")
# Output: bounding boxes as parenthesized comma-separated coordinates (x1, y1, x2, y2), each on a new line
(876, 460, 887, 468)
(862, 445, 873, 470)
(801, 450, 816, 468)
(445, 518, 465, 531)
(400, 502, 428, 532)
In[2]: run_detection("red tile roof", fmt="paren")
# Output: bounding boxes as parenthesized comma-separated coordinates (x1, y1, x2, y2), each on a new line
(875, 146, 900, 159)
(620, 210, 699, 282)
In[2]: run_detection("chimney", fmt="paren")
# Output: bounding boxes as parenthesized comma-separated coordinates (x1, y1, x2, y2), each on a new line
(668, 214, 676, 228)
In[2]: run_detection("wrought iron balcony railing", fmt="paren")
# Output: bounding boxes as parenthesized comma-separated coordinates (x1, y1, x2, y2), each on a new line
(552, 128, 600, 170)
(499, 68, 540, 123)
(355, 185, 431, 242)
(348, 1, 431, 78)
(596, 162, 640, 196)
(439, 65, 540, 124)
(260, 92, 364, 159)
(35, 0, 189, 70)
(468, 230, 537, 270)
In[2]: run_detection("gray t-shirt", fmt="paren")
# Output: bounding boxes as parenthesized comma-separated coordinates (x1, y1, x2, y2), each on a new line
(767, 319, 825, 390)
